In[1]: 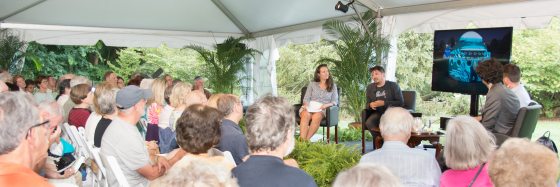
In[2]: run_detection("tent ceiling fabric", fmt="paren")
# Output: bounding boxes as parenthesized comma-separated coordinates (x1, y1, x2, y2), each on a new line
(0, 0, 559, 47)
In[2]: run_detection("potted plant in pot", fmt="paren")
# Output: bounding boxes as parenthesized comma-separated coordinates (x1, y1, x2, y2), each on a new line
(318, 10, 390, 126)
(184, 36, 260, 94)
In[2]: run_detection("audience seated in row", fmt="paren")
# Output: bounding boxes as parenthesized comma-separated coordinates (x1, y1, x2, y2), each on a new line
(360, 107, 441, 187)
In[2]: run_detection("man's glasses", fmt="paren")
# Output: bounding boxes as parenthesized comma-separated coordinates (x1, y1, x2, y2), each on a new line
(26, 120, 50, 138)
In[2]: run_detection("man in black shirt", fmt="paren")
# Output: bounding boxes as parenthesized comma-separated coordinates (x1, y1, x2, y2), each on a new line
(365, 66, 403, 145)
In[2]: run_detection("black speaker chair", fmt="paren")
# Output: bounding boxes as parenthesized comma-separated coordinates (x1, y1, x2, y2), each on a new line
(294, 87, 341, 143)
(361, 90, 417, 153)
(494, 103, 542, 146)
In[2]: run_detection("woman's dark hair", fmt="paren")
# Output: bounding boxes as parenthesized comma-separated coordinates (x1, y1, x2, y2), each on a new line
(175, 104, 223, 154)
(475, 58, 504, 84)
(313, 64, 334, 92)
(56, 79, 71, 100)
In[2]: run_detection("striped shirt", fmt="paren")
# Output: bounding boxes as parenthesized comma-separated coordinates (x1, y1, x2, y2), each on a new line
(360, 141, 441, 187)
(303, 81, 338, 106)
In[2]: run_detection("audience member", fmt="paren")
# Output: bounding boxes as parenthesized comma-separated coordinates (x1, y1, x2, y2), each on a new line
(503, 63, 533, 108)
(101, 85, 172, 186)
(364, 66, 403, 147)
(0, 92, 52, 187)
(299, 64, 338, 141)
(207, 93, 225, 109)
(47, 76, 57, 92)
(38, 101, 80, 184)
(103, 71, 118, 89)
(233, 96, 317, 187)
(13, 75, 26, 91)
(117, 76, 125, 89)
(34, 76, 55, 103)
(146, 78, 167, 142)
(154, 159, 238, 187)
(216, 94, 249, 165)
(0, 80, 7, 93)
(193, 76, 211, 99)
(489, 138, 559, 187)
(158, 82, 192, 154)
(84, 82, 118, 147)
(56, 79, 71, 107)
(333, 163, 402, 187)
(127, 75, 143, 86)
(67, 84, 93, 128)
(164, 74, 173, 87)
(150, 104, 234, 186)
(360, 107, 441, 186)
(63, 76, 91, 122)
(25, 79, 36, 93)
(475, 59, 519, 135)
(440, 116, 496, 187)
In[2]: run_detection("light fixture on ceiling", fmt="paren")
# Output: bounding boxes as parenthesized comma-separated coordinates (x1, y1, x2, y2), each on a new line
(335, 0, 355, 13)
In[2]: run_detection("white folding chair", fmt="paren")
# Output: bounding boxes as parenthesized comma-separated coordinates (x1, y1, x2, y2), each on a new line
(90, 148, 108, 187)
(62, 123, 78, 146)
(222, 151, 237, 167)
(69, 125, 90, 158)
(100, 154, 130, 187)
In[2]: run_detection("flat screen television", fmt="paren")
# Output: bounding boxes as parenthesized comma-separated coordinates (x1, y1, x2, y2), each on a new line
(432, 27, 512, 95)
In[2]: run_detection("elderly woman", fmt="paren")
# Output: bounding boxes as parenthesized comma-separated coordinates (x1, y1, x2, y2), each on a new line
(489, 138, 559, 187)
(84, 82, 118, 147)
(150, 104, 234, 187)
(299, 64, 338, 140)
(440, 116, 496, 187)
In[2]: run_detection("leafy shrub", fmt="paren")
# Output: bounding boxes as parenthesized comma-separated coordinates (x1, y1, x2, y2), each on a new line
(332, 127, 373, 142)
(287, 141, 361, 187)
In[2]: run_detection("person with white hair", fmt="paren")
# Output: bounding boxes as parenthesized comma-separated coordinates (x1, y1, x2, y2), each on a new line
(440, 116, 496, 187)
(0, 92, 52, 187)
(233, 96, 317, 187)
(360, 107, 441, 187)
(333, 163, 402, 187)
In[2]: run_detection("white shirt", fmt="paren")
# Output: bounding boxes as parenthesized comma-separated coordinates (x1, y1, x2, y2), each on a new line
(360, 141, 441, 187)
(157, 105, 175, 129)
(57, 94, 69, 107)
(511, 84, 532, 108)
(84, 112, 102, 144)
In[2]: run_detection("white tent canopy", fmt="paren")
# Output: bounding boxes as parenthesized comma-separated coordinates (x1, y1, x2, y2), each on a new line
(1, 0, 559, 102)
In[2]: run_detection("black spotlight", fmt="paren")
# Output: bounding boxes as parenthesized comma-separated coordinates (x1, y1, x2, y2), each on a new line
(335, 1, 349, 13)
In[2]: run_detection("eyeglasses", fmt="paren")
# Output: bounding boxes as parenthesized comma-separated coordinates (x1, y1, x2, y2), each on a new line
(25, 120, 50, 138)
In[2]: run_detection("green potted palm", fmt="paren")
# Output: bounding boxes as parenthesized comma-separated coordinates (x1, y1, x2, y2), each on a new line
(319, 10, 390, 123)
(184, 36, 260, 94)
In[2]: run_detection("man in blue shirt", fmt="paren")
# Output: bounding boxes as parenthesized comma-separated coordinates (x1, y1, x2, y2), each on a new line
(216, 94, 249, 165)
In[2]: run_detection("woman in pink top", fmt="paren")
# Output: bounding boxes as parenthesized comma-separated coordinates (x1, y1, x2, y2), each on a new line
(145, 78, 167, 142)
(440, 116, 496, 187)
